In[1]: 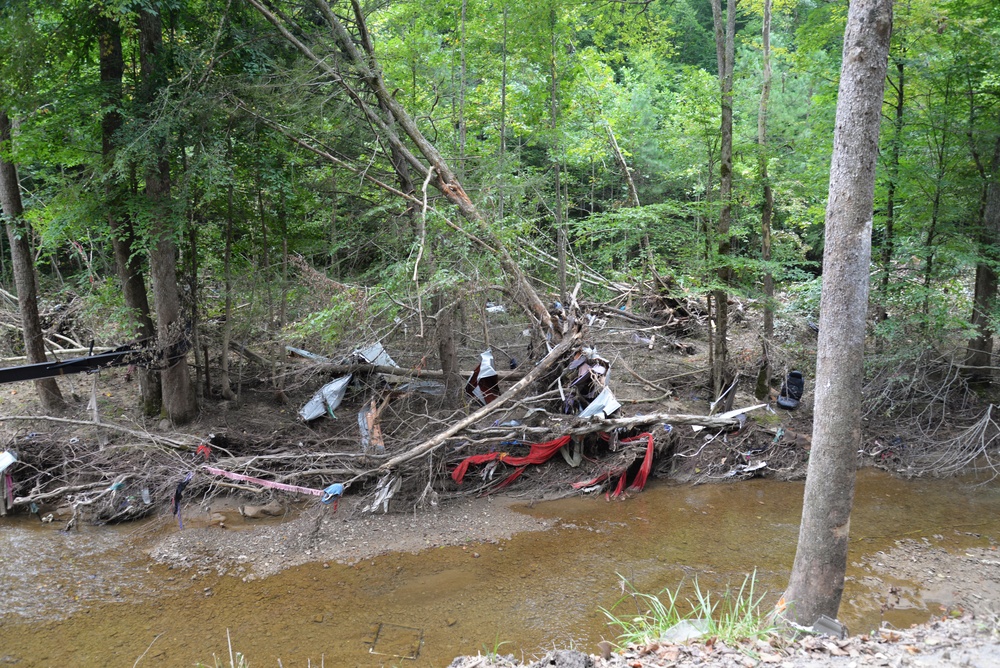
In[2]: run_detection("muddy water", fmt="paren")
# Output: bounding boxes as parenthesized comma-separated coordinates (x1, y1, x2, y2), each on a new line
(2, 469, 999, 667)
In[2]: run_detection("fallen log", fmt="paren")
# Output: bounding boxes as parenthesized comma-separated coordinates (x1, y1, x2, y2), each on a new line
(12, 480, 109, 506)
(564, 411, 743, 434)
(311, 362, 525, 382)
(0, 415, 200, 449)
(446, 409, 746, 443)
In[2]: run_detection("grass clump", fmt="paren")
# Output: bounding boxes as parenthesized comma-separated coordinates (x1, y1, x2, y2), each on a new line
(601, 571, 775, 649)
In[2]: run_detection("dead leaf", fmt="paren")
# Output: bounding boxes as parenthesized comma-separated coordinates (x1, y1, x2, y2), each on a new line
(904, 645, 921, 654)
(823, 641, 848, 656)
(657, 646, 680, 662)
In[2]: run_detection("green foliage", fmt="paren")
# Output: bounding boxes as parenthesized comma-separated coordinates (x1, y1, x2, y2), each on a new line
(285, 283, 372, 349)
(602, 572, 775, 650)
(568, 202, 703, 280)
(78, 277, 144, 342)
(0, 0, 996, 393)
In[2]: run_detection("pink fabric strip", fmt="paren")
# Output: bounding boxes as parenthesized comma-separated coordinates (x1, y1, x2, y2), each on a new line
(202, 466, 324, 496)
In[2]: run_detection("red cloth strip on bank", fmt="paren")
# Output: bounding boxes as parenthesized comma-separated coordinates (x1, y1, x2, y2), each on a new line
(451, 435, 572, 484)
(452, 432, 655, 498)
(571, 432, 654, 498)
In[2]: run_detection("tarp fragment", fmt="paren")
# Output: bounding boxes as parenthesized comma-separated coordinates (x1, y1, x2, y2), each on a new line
(299, 374, 352, 421)
(578, 386, 621, 419)
(465, 349, 500, 405)
(0, 451, 16, 475)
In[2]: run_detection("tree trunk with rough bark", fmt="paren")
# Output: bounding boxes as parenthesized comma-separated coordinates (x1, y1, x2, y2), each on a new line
(965, 123, 1000, 382)
(710, 0, 736, 403)
(782, 0, 893, 626)
(138, 8, 196, 424)
(0, 110, 65, 412)
(756, 0, 774, 400)
(97, 9, 161, 415)
(965, 179, 1000, 380)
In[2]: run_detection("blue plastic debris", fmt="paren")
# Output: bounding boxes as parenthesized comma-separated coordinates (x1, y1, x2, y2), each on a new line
(322, 483, 345, 504)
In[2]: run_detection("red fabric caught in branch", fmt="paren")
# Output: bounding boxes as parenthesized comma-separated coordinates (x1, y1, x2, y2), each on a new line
(570, 432, 655, 498)
(451, 435, 572, 484)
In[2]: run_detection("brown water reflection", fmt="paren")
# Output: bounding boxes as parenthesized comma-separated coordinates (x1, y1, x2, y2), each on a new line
(1, 469, 999, 667)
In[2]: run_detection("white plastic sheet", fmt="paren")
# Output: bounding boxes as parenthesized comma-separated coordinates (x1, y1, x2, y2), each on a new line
(299, 374, 353, 421)
(578, 385, 621, 419)
(0, 450, 16, 474)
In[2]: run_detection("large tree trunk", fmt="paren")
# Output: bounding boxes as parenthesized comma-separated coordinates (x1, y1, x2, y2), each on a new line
(97, 8, 161, 416)
(782, 0, 893, 626)
(876, 52, 905, 326)
(710, 0, 737, 403)
(756, 0, 774, 400)
(966, 183, 1000, 379)
(138, 7, 196, 424)
(965, 133, 1000, 380)
(0, 110, 65, 412)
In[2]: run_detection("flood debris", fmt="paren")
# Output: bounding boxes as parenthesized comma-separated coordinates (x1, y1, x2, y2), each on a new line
(298, 374, 352, 421)
(466, 349, 501, 405)
(358, 397, 387, 454)
(1, 450, 17, 516)
(777, 370, 805, 410)
(0, 287, 817, 528)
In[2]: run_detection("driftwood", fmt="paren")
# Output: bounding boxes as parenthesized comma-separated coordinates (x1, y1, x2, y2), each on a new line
(311, 362, 524, 382)
(11, 480, 109, 506)
(0, 415, 200, 449)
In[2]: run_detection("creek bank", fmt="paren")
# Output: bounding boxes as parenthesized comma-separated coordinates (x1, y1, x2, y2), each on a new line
(446, 539, 1000, 668)
(149, 493, 554, 579)
(448, 615, 1000, 668)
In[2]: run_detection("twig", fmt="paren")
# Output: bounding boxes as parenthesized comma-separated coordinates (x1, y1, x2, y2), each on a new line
(413, 167, 435, 339)
(133, 632, 163, 668)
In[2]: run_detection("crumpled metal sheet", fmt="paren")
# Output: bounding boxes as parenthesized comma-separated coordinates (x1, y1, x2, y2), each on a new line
(355, 342, 398, 368)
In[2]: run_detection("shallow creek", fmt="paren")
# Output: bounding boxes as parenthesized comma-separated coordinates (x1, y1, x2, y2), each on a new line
(2, 469, 999, 667)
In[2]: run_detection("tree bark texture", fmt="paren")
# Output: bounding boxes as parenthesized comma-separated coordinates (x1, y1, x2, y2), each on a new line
(759, 0, 774, 343)
(965, 176, 1000, 379)
(0, 110, 65, 411)
(783, 0, 892, 626)
(139, 8, 196, 424)
(710, 0, 736, 401)
(97, 9, 162, 415)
